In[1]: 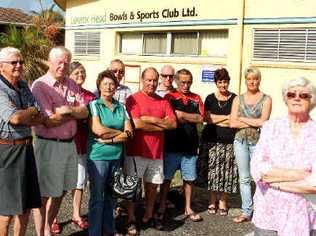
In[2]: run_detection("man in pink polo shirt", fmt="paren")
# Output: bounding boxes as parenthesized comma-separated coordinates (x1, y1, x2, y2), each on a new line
(125, 67, 177, 233)
(31, 46, 88, 235)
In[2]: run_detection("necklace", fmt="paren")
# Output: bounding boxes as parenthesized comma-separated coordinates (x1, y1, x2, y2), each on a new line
(216, 92, 231, 109)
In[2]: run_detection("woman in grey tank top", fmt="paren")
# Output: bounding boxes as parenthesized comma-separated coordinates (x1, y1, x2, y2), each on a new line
(230, 67, 272, 223)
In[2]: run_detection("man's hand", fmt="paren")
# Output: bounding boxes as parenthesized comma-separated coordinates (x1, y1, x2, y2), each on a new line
(55, 105, 73, 115)
(175, 110, 186, 123)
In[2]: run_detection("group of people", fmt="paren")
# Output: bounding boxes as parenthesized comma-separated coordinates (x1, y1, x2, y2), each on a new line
(1, 44, 316, 236)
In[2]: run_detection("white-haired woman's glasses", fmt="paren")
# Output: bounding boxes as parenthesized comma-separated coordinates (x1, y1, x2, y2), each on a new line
(286, 91, 312, 100)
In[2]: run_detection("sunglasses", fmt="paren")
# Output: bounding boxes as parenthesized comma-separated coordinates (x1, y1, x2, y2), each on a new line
(286, 91, 312, 100)
(161, 74, 174, 78)
(111, 69, 124, 74)
(2, 60, 24, 66)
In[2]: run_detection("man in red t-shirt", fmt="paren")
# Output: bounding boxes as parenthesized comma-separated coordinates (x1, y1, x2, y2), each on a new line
(125, 67, 176, 233)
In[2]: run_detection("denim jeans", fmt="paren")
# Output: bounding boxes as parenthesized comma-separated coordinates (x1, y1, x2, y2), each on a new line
(234, 139, 256, 217)
(87, 159, 120, 236)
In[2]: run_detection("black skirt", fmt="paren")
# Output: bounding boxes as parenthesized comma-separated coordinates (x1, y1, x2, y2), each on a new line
(196, 142, 238, 193)
(0, 143, 41, 215)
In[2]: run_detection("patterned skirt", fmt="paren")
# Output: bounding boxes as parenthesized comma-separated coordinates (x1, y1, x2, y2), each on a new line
(196, 142, 238, 193)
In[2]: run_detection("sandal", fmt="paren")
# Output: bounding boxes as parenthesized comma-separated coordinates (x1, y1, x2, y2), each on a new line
(72, 218, 89, 229)
(207, 206, 217, 215)
(126, 221, 138, 235)
(51, 221, 61, 234)
(218, 208, 228, 216)
(155, 211, 165, 221)
(233, 214, 251, 223)
(185, 212, 203, 222)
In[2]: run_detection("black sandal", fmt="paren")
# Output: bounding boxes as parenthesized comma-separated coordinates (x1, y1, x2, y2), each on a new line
(126, 221, 138, 235)
(218, 208, 228, 216)
(207, 206, 217, 215)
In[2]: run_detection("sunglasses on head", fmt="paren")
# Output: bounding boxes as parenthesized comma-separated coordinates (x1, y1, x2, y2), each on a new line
(111, 69, 124, 74)
(2, 60, 24, 66)
(286, 91, 312, 100)
(160, 74, 174, 78)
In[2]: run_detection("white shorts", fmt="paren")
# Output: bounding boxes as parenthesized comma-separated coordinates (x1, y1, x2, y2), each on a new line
(125, 156, 164, 184)
(76, 154, 87, 189)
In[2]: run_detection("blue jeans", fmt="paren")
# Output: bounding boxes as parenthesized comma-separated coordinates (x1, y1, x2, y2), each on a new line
(87, 159, 120, 236)
(234, 139, 256, 217)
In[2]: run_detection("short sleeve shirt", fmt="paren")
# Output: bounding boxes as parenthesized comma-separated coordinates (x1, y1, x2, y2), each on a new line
(113, 84, 132, 105)
(164, 91, 204, 155)
(126, 91, 176, 160)
(87, 98, 128, 161)
(31, 72, 84, 139)
(0, 74, 39, 139)
(201, 93, 236, 144)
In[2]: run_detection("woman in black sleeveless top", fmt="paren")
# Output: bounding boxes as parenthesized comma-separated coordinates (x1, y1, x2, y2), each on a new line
(197, 68, 238, 216)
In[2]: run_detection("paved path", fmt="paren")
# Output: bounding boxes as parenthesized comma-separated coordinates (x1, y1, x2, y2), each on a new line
(25, 187, 254, 235)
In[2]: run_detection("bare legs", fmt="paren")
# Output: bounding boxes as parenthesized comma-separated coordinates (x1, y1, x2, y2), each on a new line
(0, 211, 31, 236)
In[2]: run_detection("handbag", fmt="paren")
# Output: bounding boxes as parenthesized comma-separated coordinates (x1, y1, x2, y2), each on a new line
(111, 157, 139, 200)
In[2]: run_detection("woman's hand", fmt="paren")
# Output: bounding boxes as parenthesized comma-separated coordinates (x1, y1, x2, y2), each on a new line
(261, 168, 311, 183)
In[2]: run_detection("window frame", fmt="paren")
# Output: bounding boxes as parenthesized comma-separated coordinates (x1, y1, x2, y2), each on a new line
(119, 29, 228, 57)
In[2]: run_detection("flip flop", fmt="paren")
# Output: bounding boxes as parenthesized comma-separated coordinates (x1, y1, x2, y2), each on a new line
(51, 221, 61, 234)
(126, 221, 138, 235)
(185, 212, 203, 222)
(233, 214, 251, 223)
(218, 208, 228, 216)
(207, 206, 217, 215)
(72, 218, 89, 229)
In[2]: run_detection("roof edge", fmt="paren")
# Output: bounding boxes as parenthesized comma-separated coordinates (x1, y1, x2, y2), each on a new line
(54, 0, 66, 10)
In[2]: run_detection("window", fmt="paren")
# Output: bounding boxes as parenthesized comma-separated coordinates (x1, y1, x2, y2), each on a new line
(172, 32, 198, 55)
(200, 30, 228, 57)
(143, 33, 167, 54)
(74, 32, 100, 56)
(119, 30, 228, 57)
(120, 32, 142, 54)
(253, 28, 316, 62)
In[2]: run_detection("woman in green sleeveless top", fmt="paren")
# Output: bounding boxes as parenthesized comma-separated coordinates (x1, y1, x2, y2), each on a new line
(230, 67, 272, 223)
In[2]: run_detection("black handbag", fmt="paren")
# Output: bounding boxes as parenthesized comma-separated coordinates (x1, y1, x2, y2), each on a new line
(111, 157, 139, 200)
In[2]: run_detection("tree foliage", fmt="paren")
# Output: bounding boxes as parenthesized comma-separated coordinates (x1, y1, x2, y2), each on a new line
(0, 2, 64, 82)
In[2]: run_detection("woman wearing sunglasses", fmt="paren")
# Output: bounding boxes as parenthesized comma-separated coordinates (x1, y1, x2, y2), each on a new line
(250, 77, 316, 235)
(230, 67, 272, 223)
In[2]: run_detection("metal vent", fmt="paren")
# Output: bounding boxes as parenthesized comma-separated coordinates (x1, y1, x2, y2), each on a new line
(253, 28, 316, 62)
(74, 32, 100, 56)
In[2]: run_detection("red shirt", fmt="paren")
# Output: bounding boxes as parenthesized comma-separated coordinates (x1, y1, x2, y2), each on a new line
(126, 91, 176, 160)
(74, 88, 96, 154)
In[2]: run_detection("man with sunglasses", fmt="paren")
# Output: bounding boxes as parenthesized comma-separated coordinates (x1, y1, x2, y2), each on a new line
(109, 59, 132, 105)
(0, 47, 43, 236)
(156, 65, 175, 97)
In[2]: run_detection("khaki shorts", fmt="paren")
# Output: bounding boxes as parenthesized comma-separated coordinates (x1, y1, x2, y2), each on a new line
(125, 156, 164, 184)
(34, 138, 78, 198)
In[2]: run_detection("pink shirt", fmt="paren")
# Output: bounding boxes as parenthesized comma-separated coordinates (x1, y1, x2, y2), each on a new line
(31, 72, 84, 139)
(251, 116, 316, 236)
(126, 91, 176, 160)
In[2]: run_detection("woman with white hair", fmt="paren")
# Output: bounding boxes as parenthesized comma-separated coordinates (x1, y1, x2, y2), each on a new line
(251, 77, 316, 235)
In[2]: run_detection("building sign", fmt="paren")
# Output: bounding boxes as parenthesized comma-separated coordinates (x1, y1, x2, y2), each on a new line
(70, 6, 198, 25)
(201, 66, 216, 83)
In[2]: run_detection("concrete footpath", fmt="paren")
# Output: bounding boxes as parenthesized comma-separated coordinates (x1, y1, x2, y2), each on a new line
(25, 187, 254, 235)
